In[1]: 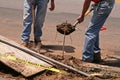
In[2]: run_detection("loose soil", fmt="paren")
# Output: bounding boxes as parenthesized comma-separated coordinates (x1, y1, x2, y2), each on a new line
(0, 42, 120, 80)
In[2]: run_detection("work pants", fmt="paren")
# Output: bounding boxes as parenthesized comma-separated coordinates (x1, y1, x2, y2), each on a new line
(21, 0, 49, 43)
(82, 0, 115, 61)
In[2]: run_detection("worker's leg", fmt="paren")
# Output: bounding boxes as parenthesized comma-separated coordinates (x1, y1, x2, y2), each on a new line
(82, 0, 114, 61)
(21, 0, 33, 43)
(34, 0, 49, 42)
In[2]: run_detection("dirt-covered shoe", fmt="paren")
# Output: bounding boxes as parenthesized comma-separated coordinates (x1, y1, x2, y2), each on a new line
(81, 59, 94, 63)
(93, 52, 102, 63)
(21, 41, 29, 47)
(35, 41, 42, 53)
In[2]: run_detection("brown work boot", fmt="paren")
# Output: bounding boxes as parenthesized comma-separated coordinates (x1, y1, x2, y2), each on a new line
(35, 41, 42, 53)
(93, 52, 102, 63)
(21, 41, 29, 47)
(81, 60, 93, 63)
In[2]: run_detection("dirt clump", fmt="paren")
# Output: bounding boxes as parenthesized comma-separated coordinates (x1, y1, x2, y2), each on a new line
(56, 22, 75, 35)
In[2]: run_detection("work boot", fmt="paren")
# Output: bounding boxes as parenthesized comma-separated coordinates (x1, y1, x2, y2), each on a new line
(93, 52, 102, 63)
(35, 41, 42, 53)
(81, 60, 93, 63)
(21, 41, 29, 47)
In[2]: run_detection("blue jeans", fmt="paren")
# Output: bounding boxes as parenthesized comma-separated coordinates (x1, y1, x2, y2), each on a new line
(82, 0, 115, 61)
(21, 0, 49, 43)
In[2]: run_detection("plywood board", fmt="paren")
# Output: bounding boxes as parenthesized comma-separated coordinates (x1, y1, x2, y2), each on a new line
(0, 40, 52, 77)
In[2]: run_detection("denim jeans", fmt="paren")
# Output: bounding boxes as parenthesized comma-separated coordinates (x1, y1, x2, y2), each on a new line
(21, 0, 49, 43)
(82, 0, 115, 61)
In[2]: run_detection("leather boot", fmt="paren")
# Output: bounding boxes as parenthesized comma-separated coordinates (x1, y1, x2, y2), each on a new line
(21, 41, 29, 47)
(93, 52, 101, 63)
(35, 41, 42, 53)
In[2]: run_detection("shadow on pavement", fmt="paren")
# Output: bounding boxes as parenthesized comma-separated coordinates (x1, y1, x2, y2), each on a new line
(42, 45, 75, 53)
(101, 56, 120, 68)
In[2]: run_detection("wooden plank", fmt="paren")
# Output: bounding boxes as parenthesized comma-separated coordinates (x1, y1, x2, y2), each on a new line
(0, 41, 52, 77)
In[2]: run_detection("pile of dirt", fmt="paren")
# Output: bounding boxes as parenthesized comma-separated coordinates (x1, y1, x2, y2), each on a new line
(56, 22, 75, 35)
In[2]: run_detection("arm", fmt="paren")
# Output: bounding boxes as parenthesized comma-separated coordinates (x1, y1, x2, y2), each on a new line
(77, 0, 91, 23)
(49, 0, 55, 11)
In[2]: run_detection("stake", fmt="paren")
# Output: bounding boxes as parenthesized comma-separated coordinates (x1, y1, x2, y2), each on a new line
(62, 30, 66, 59)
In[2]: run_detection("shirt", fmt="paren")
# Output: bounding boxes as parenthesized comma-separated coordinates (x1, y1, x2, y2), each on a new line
(92, 0, 101, 3)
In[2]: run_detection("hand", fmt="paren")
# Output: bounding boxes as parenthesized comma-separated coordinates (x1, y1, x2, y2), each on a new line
(77, 15, 84, 23)
(49, 1, 55, 11)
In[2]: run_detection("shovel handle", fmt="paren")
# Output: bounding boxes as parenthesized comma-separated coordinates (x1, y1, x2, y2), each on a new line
(73, 7, 94, 27)
(73, 20, 80, 27)
(73, 4, 94, 27)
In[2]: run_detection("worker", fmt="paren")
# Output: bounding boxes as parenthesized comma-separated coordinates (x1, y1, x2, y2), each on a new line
(21, 0, 55, 50)
(77, 0, 115, 63)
